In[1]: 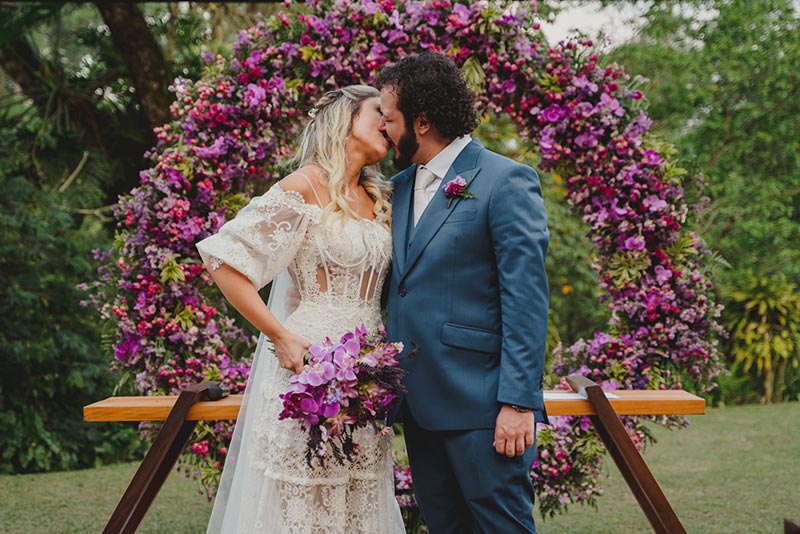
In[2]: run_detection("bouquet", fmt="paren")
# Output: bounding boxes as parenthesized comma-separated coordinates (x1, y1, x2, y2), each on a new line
(278, 323, 407, 467)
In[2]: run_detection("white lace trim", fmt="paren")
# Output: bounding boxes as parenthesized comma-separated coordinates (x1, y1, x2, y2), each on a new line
(200, 183, 402, 534)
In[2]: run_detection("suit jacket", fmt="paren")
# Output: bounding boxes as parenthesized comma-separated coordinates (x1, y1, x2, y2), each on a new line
(386, 138, 550, 430)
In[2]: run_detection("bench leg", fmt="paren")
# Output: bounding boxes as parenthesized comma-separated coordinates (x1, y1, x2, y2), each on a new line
(567, 375, 687, 534)
(104, 382, 217, 534)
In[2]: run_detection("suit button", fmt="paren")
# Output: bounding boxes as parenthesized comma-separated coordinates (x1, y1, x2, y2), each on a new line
(399, 287, 407, 297)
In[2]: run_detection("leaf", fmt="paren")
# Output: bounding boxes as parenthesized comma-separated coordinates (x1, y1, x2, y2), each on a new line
(159, 256, 186, 284)
(664, 234, 698, 266)
(461, 55, 486, 94)
(607, 251, 649, 286)
(172, 306, 195, 330)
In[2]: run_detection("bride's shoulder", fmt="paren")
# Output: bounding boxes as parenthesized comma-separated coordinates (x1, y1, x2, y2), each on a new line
(277, 166, 326, 208)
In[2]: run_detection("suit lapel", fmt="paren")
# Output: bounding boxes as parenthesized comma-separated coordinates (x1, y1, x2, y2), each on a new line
(391, 165, 417, 275)
(401, 139, 483, 281)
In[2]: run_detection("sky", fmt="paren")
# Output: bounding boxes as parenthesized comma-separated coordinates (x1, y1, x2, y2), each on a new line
(538, 1, 650, 48)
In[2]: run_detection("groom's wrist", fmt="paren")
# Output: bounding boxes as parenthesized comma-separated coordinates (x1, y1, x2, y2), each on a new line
(504, 403, 531, 413)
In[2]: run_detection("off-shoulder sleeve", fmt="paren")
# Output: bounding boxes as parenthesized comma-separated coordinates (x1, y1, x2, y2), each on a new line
(196, 186, 311, 291)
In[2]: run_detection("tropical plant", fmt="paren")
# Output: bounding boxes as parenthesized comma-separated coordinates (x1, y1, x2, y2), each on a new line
(0, 114, 142, 473)
(726, 273, 800, 403)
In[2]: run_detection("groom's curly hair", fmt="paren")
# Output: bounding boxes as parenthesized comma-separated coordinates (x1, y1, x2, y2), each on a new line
(376, 52, 478, 140)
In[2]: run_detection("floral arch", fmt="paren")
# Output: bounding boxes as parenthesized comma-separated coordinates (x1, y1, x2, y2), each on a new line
(87, 0, 724, 517)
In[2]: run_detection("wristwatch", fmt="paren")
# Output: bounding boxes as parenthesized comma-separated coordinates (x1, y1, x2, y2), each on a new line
(506, 404, 531, 413)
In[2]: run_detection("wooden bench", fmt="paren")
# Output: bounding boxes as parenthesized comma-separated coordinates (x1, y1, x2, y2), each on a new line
(84, 376, 705, 534)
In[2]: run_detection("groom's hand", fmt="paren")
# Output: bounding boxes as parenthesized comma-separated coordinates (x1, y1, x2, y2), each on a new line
(493, 405, 535, 458)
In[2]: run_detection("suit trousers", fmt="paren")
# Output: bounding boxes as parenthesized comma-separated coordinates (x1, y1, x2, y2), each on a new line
(402, 404, 539, 534)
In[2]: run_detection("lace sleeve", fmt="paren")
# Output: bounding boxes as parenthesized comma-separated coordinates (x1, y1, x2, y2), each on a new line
(196, 186, 311, 291)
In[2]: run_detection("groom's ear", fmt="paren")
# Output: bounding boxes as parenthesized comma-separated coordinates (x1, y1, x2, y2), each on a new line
(414, 113, 432, 136)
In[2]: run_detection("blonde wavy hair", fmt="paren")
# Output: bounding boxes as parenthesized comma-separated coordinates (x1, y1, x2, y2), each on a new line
(290, 85, 392, 227)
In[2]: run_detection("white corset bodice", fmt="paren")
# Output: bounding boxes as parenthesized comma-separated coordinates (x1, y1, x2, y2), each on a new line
(197, 184, 404, 533)
(198, 185, 391, 342)
(285, 190, 391, 336)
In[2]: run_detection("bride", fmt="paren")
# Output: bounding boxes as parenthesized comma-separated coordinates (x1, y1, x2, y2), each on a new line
(196, 85, 404, 533)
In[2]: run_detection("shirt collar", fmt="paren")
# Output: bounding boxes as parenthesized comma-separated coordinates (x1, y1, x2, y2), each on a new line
(420, 135, 472, 180)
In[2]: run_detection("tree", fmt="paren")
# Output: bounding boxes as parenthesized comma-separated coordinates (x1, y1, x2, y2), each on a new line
(610, 0, 800, 281)
(94, 2, 172, 130)
(608, 0, 800, 401)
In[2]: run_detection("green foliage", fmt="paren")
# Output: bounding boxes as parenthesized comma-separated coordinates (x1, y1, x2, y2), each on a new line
(0, 2, 275, 473)
(608, 0, 800, 402)
(725, 273, 800, 403)
(610, 0, 800, 283)
(0, 116, 142, 473)
(607, 251, 649, 286)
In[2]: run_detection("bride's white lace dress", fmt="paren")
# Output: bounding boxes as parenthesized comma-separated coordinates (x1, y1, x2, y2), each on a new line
(196, 184, 404, 534)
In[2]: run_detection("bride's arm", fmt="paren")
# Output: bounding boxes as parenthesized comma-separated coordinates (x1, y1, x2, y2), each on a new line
(197, 181, 316, 374)
(208, 263, 310, 374)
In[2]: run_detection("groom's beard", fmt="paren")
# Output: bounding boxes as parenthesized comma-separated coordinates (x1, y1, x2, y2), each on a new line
(391, 124, 419, 170)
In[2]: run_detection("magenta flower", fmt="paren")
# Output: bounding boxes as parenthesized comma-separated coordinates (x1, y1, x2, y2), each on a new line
(575, 132, 599, 148)
(644, 149, 662, 166)
(443, 176, 475, 208)
(622, 234, 646, 251)
(244, 83, 266, 108)
(542, 104, 565, 123)
(444, 176, 466, 196)
(299, 360, 335, 386)
(644, 195, 667, 212)
(278, 324, 407, 467)
(654, 265, 673, 284)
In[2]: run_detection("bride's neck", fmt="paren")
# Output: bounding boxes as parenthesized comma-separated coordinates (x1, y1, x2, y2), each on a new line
(344, 162, 363, 193)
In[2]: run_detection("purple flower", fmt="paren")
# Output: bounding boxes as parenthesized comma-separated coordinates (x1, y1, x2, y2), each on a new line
(622, 234, 646, 251)
(654, 265, 673, 284)
(362, 0, 379, 16)
(451, 3, 471, 26)
(444, 176, 467, 197)
(196, 137, 228, 158)
(643, 149, 662, 166)
(600, 93, 625, 117)
(644, 195, 667, 212)
(542, 104, 565, 123)
(575, 132, 599, 148)
(573, 75, 599, 93)
(443, 176, 476, 207)
(501, 79, 516, 94)
(299, 361, 335, 387)
(368, 42, 388, 61)
(244, 83, 266, 109)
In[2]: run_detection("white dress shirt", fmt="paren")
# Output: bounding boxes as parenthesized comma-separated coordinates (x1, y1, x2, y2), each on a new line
(413, 135, 472, 224)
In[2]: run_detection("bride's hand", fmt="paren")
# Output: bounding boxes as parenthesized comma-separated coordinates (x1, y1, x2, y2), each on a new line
(272, 328, 312, 374)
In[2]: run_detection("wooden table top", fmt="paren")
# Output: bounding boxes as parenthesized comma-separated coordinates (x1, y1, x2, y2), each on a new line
(84, 389, 705, 422)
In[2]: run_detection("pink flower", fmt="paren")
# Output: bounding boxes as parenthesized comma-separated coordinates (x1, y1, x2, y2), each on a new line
(542, 104, 565, 123)
(643, 149, 662, 166)
(443, 176, 476, 208)
(444, 176, 466, 197)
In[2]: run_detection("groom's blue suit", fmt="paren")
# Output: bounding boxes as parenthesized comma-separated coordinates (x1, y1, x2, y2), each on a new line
(386, 138, 549, 533)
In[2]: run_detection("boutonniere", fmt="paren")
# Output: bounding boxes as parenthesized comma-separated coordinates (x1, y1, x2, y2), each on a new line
(444, 176, 476, 208)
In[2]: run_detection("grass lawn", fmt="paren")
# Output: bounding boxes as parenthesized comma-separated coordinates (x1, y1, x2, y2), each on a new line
(1, 402, 797, 533)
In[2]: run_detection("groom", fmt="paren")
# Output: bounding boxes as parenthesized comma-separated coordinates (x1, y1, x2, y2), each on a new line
(378, 53, 550, 533)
